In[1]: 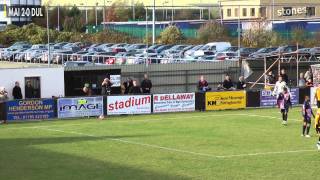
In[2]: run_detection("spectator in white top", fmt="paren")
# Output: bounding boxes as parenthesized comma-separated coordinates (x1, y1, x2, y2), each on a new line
(304, 69, 312, 81)
(298, 73, 306, 88)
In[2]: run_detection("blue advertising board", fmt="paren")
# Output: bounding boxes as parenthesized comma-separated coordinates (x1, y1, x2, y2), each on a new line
(57, 97, 104, 118)
(260, 88, 299, 107)
(6, 99, 55, 120)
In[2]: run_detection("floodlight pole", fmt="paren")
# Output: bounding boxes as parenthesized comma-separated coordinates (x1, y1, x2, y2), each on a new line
(95, 4, 98, 26)
(57, 5, 60, 31)
(152, 0, 156, 45)
(238, 5, 241, 58)
(171, 0, 173, 22)
(146, 7, 149, 67)
(46, 6, 50, 67)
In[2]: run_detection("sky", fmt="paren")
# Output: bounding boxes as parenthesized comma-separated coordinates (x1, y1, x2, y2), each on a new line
(43, 0, 218, 7)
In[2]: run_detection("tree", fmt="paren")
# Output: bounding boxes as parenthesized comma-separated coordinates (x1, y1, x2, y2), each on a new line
(115, 1, 130, 21)
(291, 26, 307, 44)
(241, 20, 284, 47)
(197, 22, 229, 43)
(106, 4, 117, 22)
(159, 25, 184, 44)
(63, 6, 84, 32)
(134, 2, 146, 20)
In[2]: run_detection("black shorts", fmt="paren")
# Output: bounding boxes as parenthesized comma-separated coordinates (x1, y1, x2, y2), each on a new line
(281, 108, 289, 113)
(317, 101, 320, 108)
(316, 126, 320, 134)
(303, 117, 311, 124)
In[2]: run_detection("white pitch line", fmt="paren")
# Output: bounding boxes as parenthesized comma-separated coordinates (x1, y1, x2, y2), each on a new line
(1, 113, 302, 131)
(216, 149, 317, 158)
(34, 126, 318, 159)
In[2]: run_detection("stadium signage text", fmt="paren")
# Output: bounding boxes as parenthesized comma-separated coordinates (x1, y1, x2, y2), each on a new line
(154, 93, 194, 101)
(7, 6, 44, 17)
(205, 91, 246, 110)
(153, 93, 195, 113)
(108, 96, 150, 110)
(260, 88, 299, 107)
(6, 99, 55, 120)
(107, 95, 151, 115)
(277, 7, 307, 17)
(57, 97, 103, 118)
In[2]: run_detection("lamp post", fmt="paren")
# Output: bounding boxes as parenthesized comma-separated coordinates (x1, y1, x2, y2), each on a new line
(103, 0, 106, 23)
(80, 3, 88, 25)
(152, 0, 156, 45)
(46, 6, 50, 67)
(57, 5, 60, 31)
(237, 5, 241, 59)
(95, 3, 98, 26)
(132, 0, 135, 20)
(164, 0, 168, 20)
(171, 0, 173, 22)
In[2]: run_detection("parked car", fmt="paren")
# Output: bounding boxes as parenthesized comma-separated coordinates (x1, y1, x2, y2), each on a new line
(214, 52, 238, 60)
(184, 45, 204, 58)
(309, 47, 320, 56)
(193, 42, 231, 57)
(126, 44, 147, 52)
(248, 47, 278, 59)
(267, 45, 304, 56)
(92, 52, 116, 63)
(236, 47, 259, 58)
(155, 45, 174, 54)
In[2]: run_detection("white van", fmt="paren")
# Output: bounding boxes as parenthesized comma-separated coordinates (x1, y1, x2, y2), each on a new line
(193, 42, 231, 57)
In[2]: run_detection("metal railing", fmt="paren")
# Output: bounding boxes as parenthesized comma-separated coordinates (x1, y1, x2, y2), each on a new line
(0, 51, 240, 65)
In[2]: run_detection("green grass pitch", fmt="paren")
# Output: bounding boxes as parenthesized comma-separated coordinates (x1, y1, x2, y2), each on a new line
(0, 108, 319, 180)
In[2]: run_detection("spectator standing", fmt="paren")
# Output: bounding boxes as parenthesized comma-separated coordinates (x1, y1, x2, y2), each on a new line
(280, 69, 289, 84)
(0, 87, 8, 124)
(141, 74, 152, 94)
(123, 78, 133, 94)
(306, 79, 313, 87)
(129, 80, 142, 94)
(25, 81, 35, 99)
(198, 75, 210, 92)
(236, 76, 247, 90)
(266, 71, 276, 85)
(0, 87, 8, 102)
(101, 78, 112, 95)
(304, 68, 313, 81)
(12, 81, 22, 99)
(222, 75, 234, 90)
(298, 73, 306, 88)
(83, 83, 93, 96)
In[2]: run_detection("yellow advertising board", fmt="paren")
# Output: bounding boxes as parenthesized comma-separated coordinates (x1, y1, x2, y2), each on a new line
(205, 91, 246, 111)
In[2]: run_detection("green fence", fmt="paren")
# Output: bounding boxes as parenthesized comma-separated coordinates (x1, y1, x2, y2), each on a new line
(86, 25, 198, 38)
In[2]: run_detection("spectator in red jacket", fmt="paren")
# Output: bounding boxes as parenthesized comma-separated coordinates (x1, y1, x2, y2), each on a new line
(198, 75, 210, 92)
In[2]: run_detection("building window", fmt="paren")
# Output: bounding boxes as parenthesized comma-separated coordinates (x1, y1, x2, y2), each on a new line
(227, 9, 231, 17)
(0, 5, 4, 11)
(235, 8, 239, 17)
(307, 7, 315, 16)
(242, 8, 247, 17)
(260, 7, 267, 18)
(250, 8, 255, 16)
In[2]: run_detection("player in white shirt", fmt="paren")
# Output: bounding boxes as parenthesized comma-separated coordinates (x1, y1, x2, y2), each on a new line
(272, 76, 289, 97)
